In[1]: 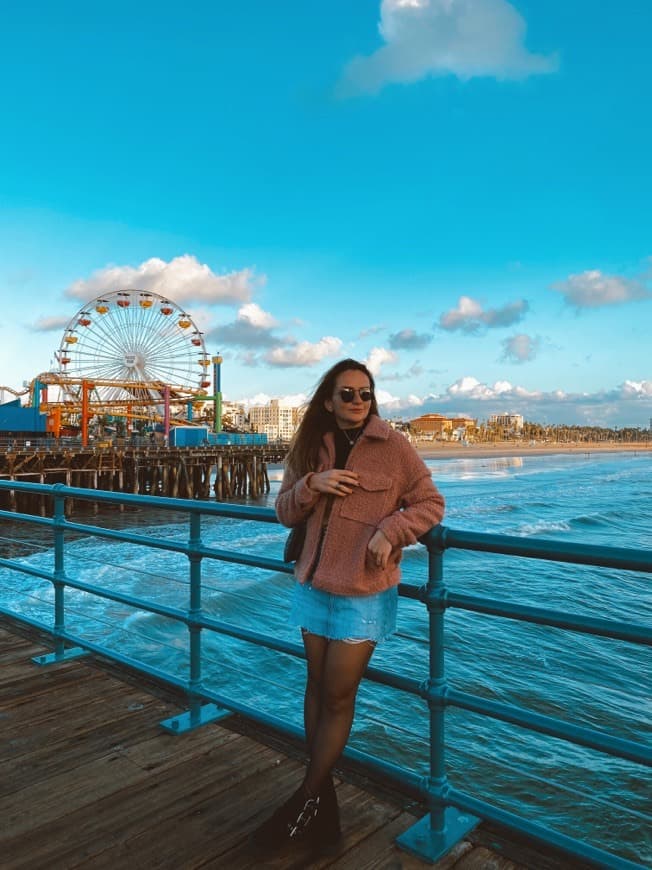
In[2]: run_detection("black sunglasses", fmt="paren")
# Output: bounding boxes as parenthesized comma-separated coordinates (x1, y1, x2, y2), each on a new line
(338, 387, 373, 403)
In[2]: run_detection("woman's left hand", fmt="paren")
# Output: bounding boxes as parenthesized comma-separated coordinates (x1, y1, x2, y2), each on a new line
(367, 529, 392, 569)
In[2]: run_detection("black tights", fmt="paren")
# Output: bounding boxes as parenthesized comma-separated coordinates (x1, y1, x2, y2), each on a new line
(300, 631, 375, 797)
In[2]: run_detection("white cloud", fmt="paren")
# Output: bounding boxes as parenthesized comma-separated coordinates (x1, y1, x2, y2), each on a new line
(32, 315, 72, 333)
(375, 387, 402, 409)
(439, 295, 528, 333)
(365, 346, 398, 375)
(447, 376, 538, 400)
(337, 0, 558, 97)
(240, 392, 308, 409)
(208, 303, 281, 349)
(501, 333, 540, 363)
(65, 255, 260, 305)
(552, 269, 651, 309)
(265, 337, 343, 367)
(374, 389, 436, 412)
(239, 303, 278, 330)
(620, 380, 652, 399)
(439, 296, 483, 331)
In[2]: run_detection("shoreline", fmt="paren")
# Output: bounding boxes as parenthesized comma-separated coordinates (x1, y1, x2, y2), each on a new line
(414, 441, 651, 460)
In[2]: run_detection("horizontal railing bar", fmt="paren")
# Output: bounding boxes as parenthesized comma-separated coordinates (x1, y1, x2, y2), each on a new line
(202, 616, 304, 659)
(194, 683, 425, 799)
(60, 521, 294, 574)
(0, 608, 55, 637)
(425, 526, 652, 574)
(60, 577, 189, 624)
(446, 592, 652, 646)
(0, 558, 54, 584)
(447, 787, 644, 870)
(364, 664, 424, 696)
(53, 628, 190, 690)
(2, 483, 649, 574)
(325, 743, 424, 800)
(0, 480, 279, 522)
(201, 614, 424, 696)
(0, 611, 188, 695)
(446, 688, 651, 767)
(397, 581, 424, 601)
(0, 509, 56, 528)
(197, 546, 294, 573)
(62, 521, 194, 553)
(200, 676, 427, 798)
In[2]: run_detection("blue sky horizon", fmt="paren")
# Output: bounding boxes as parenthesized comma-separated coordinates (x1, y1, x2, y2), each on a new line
(1, 1, 650, 427)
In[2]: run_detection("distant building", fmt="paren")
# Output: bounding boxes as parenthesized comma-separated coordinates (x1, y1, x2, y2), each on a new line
(221, 401, 247, 431)
(410, 413, 451, 438)
(410, 413, 477, 440)
(489, 413, 524, 433)
(249, 399, 297, 441)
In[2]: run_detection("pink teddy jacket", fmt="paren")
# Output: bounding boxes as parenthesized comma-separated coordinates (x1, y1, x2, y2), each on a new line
(275, 415, 445, 596)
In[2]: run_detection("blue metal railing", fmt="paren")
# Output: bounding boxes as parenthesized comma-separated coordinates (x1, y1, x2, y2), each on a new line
(0, 480, 649, 869)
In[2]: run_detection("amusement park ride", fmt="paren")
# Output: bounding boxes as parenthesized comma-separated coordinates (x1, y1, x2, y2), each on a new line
(22, 290, 224, 445)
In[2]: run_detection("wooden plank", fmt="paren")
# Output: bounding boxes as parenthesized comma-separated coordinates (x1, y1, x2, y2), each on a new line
(454, 846, 524, 869)
(0, 698, 171, 794)
(1, 663, 100, 702)
(327, 810, 474, 870)
(0, 630, 33, 654)
(83, 751, 306, 869)
(1, 731, 283, 867)
(0, 750, 149, 839)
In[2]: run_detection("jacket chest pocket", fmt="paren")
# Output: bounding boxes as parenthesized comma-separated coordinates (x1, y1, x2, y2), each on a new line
(339, 474, 393, 526)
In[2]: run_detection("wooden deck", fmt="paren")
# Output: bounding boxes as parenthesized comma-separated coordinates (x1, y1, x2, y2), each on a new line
(0, 624, 576, 870)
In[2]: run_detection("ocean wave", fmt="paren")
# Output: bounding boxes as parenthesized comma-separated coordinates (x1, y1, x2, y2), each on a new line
(570, 514, 611, 528)
(511, 520, 572, 536)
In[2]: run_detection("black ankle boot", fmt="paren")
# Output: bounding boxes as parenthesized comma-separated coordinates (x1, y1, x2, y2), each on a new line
(249, 785, 320, 853)
(310, 775, 342, 856)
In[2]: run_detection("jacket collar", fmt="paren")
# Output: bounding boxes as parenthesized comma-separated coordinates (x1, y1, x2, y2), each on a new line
(361, 414, 390, 441)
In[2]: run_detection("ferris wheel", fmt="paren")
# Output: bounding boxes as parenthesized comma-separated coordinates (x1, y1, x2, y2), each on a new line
(55, 290, 211, 409)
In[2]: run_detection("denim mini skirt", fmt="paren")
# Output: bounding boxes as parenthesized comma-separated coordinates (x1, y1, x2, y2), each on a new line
(290, 580, 397, 643)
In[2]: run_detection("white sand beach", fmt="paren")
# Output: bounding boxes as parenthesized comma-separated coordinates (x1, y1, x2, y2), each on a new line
(415, 440, 651, 460)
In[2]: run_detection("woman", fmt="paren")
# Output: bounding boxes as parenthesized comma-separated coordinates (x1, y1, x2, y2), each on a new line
(251, 358, 445, 856)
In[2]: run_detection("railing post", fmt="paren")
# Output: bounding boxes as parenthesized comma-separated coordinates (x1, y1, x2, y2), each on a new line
(32, 486, 88, 666)
(397, 526, 478, 861)
(160, 511, 230, 733)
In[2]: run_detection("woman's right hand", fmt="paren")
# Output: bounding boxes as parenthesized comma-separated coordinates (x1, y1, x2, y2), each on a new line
(308, 469, 359, 497)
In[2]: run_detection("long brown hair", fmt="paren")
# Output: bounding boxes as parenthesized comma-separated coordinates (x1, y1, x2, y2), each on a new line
(285, 358, 379, 476)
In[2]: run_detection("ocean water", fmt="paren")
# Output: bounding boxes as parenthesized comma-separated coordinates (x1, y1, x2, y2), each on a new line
(0, 451, 650, 864)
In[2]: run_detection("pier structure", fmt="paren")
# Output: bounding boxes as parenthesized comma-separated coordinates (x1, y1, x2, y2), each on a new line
(0, 444, 286, 514)
(0, 481, 649, 869)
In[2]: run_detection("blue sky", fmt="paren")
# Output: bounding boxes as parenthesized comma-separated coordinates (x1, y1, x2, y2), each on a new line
(1, 0, 650, 426)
